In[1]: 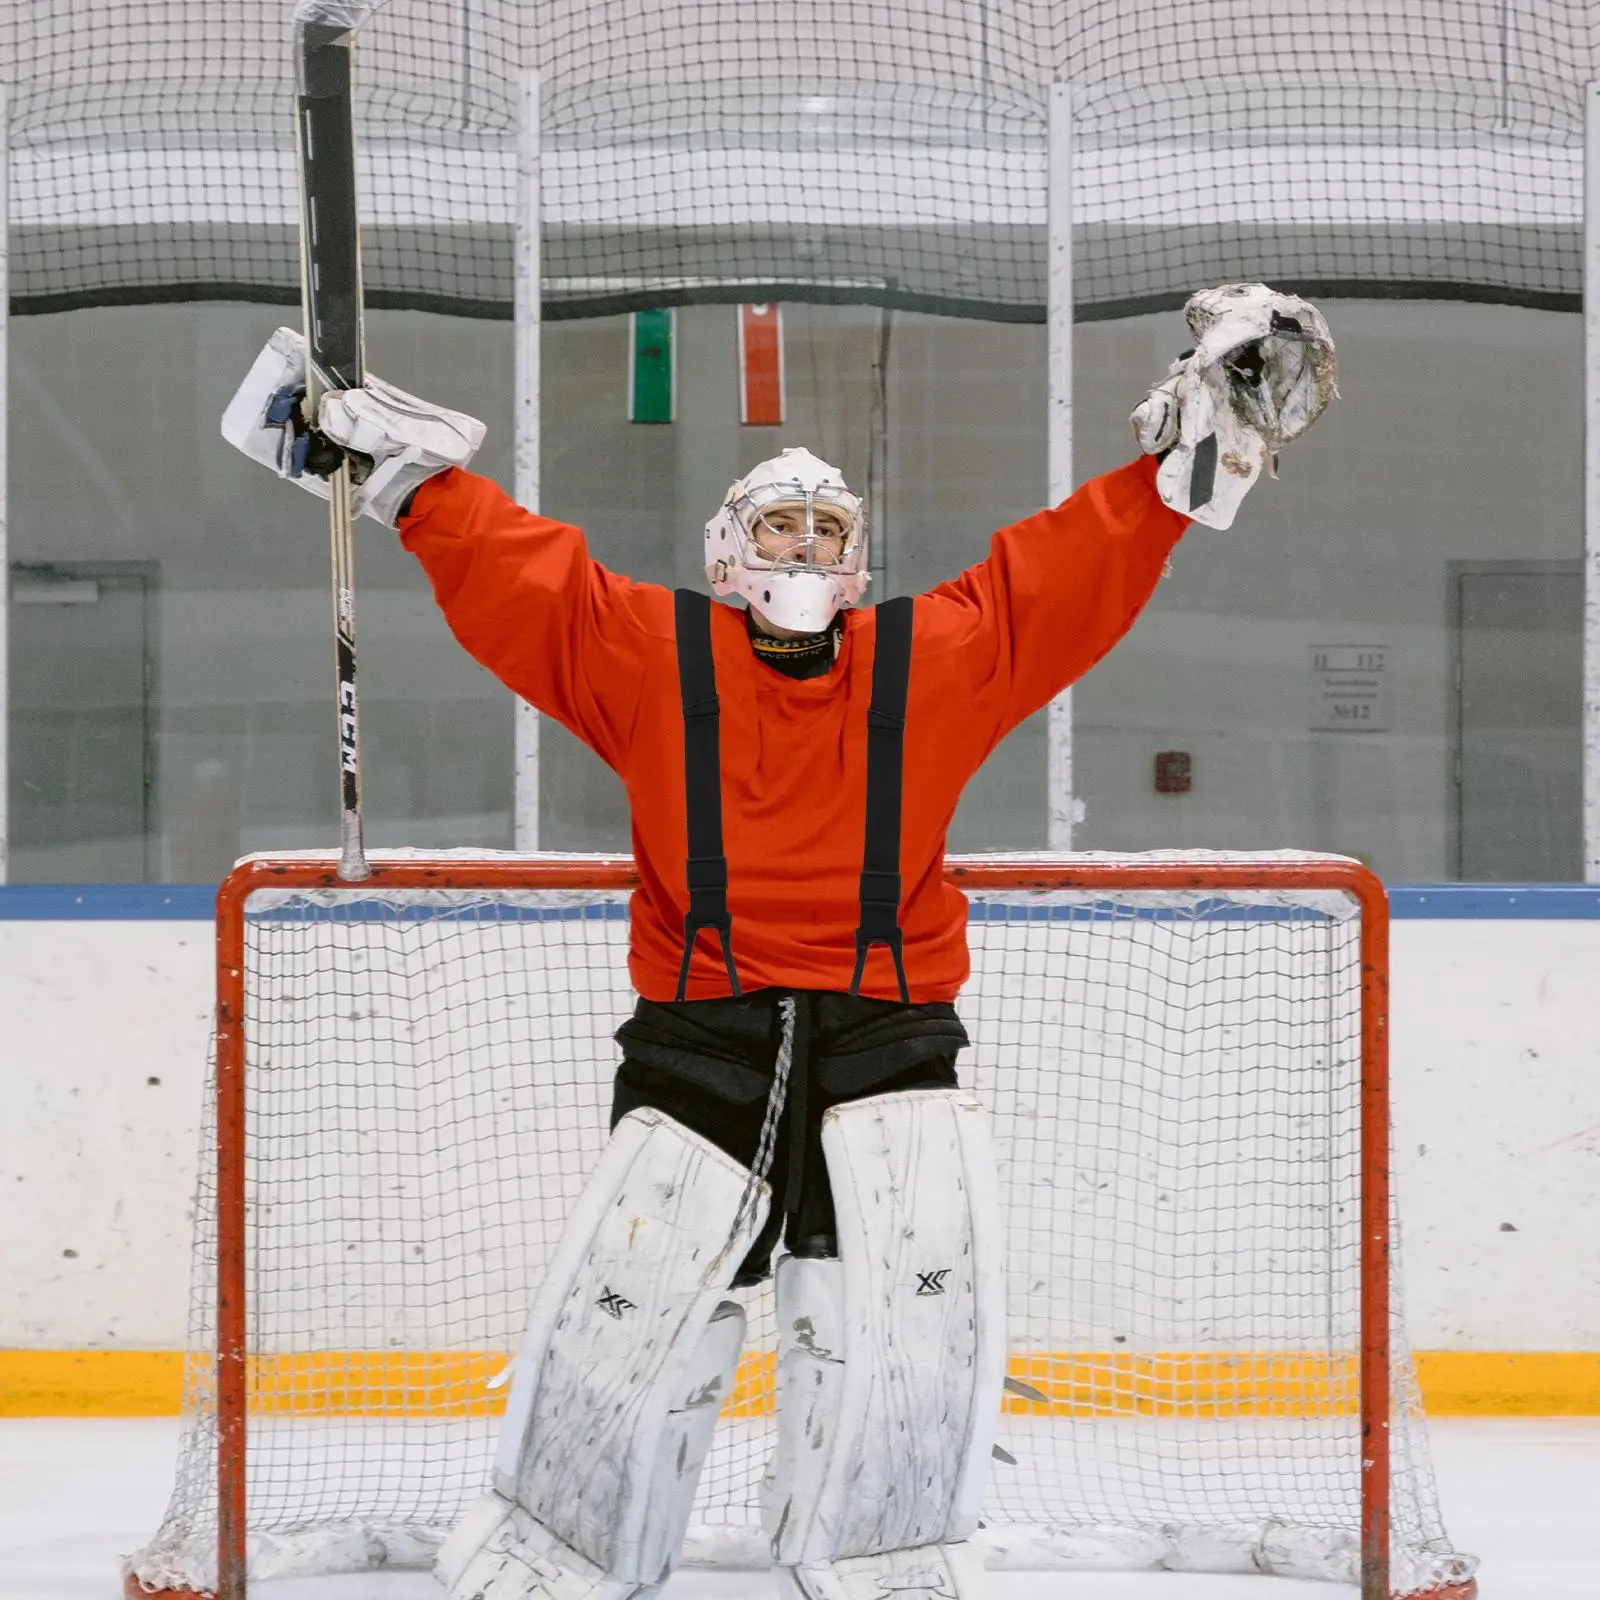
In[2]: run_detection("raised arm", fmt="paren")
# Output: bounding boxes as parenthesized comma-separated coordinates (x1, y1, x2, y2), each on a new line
(398, 468, 660, 771)
(222, 326, 662, 773)
(922, 284, 1340, 739)
(921, 455, 1188, 737)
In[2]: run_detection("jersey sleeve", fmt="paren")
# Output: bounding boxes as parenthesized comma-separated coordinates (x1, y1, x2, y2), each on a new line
(920, 455, 1188, 740)
(396, 467, 660, 771)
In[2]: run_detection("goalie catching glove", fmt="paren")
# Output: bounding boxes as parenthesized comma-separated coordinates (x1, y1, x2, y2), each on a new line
(221, 326, 486, 526)
(1131, 283, 1337, 530)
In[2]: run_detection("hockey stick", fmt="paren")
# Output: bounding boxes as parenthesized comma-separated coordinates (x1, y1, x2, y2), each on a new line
(293, 0, 379, 881)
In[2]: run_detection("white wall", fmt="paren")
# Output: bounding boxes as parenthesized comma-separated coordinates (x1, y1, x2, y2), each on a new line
(1, 911, 1598, 1351)
(1392, 920, 1600, 1348)
(1, 920, 213, 1347)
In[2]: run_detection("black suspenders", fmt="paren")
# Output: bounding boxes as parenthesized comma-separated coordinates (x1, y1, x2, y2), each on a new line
(850, 596, 913, 1002)
(673, 589, 741, 1001)
(673, 592, 915, 1003)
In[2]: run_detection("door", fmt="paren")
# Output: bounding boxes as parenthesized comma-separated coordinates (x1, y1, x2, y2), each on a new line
(1451, 561, 1581, 881)
(8, 562, 158, 881)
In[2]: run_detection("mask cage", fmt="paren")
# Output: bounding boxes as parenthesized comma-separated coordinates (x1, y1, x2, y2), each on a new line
(729, 481, 866, 575)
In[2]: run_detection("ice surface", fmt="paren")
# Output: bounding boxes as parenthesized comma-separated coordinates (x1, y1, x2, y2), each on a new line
(1, 1417, 1596, 1600)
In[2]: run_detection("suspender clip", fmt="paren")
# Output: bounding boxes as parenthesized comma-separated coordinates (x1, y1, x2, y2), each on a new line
(849, 928, 911, 1004)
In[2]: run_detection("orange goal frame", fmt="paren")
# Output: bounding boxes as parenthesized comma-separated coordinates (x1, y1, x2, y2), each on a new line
(137, 850, 1475, 1600)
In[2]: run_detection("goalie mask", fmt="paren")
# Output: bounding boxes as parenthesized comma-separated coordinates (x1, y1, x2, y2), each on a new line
(705, 447, 868, 633)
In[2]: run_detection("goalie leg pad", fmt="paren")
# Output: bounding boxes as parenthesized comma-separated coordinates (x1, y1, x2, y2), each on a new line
(438, 1107, 767, 1600)
(763, 1089, 1005, 1570)
(436, 1494, 655, 1600)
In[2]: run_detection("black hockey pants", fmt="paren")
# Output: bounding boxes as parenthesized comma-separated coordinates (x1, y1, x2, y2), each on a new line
(610, 988, 968, 1286)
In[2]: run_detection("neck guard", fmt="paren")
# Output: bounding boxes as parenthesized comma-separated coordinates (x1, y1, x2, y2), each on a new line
(746, 611, 843, 680)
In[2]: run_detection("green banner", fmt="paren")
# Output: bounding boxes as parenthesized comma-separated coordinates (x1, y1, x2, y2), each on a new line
(629, 308, 674, 423)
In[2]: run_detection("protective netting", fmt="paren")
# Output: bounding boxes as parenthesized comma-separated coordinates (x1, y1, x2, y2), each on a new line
(8, 2, 1595, 321)
(126, 853, 1476, 1598)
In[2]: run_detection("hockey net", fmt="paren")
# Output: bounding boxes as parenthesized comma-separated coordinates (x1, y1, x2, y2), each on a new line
(126, 850, 1476, 1600)
(11, 2, 1594, 320)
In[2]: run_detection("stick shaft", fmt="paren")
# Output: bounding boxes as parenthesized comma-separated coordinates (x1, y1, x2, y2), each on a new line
(295, 16, 369, 881)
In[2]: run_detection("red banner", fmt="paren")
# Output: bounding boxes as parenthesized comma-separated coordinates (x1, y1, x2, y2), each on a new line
(738, 304, 784, 426)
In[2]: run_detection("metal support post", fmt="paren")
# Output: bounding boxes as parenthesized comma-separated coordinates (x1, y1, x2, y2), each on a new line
(514, 67, 542, 850)
(1046, 82, 1075, 850)
(0, 89, 10, 883)
(1583, 82, 1600, 880)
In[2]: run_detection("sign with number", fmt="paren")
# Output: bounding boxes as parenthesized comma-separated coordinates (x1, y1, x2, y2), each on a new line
(1310, 644, 1390, 731)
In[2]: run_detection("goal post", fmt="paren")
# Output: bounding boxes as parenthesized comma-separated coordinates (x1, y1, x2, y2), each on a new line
(125, 851, 1477, 1600)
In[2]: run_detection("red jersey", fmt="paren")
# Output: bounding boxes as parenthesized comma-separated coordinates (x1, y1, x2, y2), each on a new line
(399, 457, 1187, 1002)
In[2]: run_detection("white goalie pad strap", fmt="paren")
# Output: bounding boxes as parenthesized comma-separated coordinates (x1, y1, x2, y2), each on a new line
(765, 1089, 1005, 1568)
(774, 1540, 992, 1600)
(436, 1494, 642, 1600)
(437, 1108, 767, 1600)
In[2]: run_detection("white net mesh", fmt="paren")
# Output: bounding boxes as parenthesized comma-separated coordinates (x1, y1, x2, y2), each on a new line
(126, 853, 1475, 1597)
(13, 2, 1599, 320)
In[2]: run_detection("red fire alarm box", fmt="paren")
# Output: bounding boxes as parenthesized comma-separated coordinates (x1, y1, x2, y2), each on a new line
(1154, 750, 1192, 794)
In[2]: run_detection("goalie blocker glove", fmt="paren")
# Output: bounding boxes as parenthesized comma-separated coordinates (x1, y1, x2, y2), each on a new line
(1131, 283, 1338, 530)
(222, 326, 486, 527)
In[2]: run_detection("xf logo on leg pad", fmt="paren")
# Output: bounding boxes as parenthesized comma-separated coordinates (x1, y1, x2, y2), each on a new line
(596, 1287, 637, 1319)
(915, 1269, 952, 1296)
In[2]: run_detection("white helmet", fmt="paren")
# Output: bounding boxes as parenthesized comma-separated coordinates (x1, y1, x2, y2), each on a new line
(704, 446, 869, 633)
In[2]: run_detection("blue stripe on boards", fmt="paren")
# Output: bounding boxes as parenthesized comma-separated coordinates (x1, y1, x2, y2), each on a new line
(0, 885, 216, 920)
(4, 883, 1600, 922)
(1389, 885, 1600, 919)
(967, 887, 1600, 921)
